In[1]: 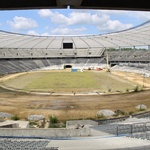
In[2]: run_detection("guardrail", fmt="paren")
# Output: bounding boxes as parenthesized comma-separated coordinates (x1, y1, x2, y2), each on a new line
(98, 111, 150, 125)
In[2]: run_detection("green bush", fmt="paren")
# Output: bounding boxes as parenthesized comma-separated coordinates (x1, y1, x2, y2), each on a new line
(97, 114, 106, 119)
(129, 111, 134, 115)
(108, 88, 111, 92)
(114, 109, 125, 116)
(11, 115, 20, 120)
(139, 108, 145, 111)
(29, 121, 37, 126)
(133, 86, 140, 92)
(49, 115, 58, 124)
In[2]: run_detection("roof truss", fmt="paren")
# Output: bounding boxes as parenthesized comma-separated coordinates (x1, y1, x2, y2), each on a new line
(0, 0, 149, 11)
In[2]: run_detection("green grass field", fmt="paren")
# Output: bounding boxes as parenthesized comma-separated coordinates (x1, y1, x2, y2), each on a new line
(1, 71, 137, 93)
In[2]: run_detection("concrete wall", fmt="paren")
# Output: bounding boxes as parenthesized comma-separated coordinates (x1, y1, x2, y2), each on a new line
(66, 120, 98, 128)
(0, 128, 91, 138)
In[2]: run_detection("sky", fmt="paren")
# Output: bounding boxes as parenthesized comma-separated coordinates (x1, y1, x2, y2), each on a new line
(0, 9, 150, 36)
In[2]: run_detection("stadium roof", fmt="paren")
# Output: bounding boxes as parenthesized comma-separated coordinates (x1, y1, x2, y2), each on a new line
(0, 20, 150, 49)
(0, 0, 150, 11)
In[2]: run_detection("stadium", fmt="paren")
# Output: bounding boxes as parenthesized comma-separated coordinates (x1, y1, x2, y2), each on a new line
(1, 1, 150, 149)
(1, 21, 150, 94)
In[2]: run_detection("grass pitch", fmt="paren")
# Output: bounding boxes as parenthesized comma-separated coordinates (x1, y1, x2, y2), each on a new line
(1, 70, 136, 93)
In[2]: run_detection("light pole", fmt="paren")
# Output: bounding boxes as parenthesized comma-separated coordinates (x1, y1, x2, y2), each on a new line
(105, 48, 111, 92)
(106, 48, 109, 71)
(105, 36, 111, 92)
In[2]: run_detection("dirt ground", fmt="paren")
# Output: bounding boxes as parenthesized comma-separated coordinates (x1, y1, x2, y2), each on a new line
(0, 70, 150, 121)
(112, 71, 150, 88)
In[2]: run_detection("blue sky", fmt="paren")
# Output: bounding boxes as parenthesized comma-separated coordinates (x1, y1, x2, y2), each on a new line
(0, 9, 150, 35)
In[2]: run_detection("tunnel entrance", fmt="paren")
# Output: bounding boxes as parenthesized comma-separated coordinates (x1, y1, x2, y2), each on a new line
(64, 65, 72, 69)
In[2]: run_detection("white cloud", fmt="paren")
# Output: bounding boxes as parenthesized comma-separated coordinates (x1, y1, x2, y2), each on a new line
(38, 9, 133, 33)
(38, 9, 53, 18)
(38, 10, 91, 25)
(68, 12, 91, 25)
(7, 16, 38, 31)
(27, 30, 51, 36)
(97, 10, 150, 22)
(45, 26, 49, 30)
(41, 32, 51, 36)
(97, 20, 133, 33)
(92, 10, 130, 16)
(135, 11, 150, 21)
(27, 30, 39, 36)
(51, 12, 69, 24)
(38, 9, 69, 24)
(51, 27, 87, 35)
(69, 12, 133, 32)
